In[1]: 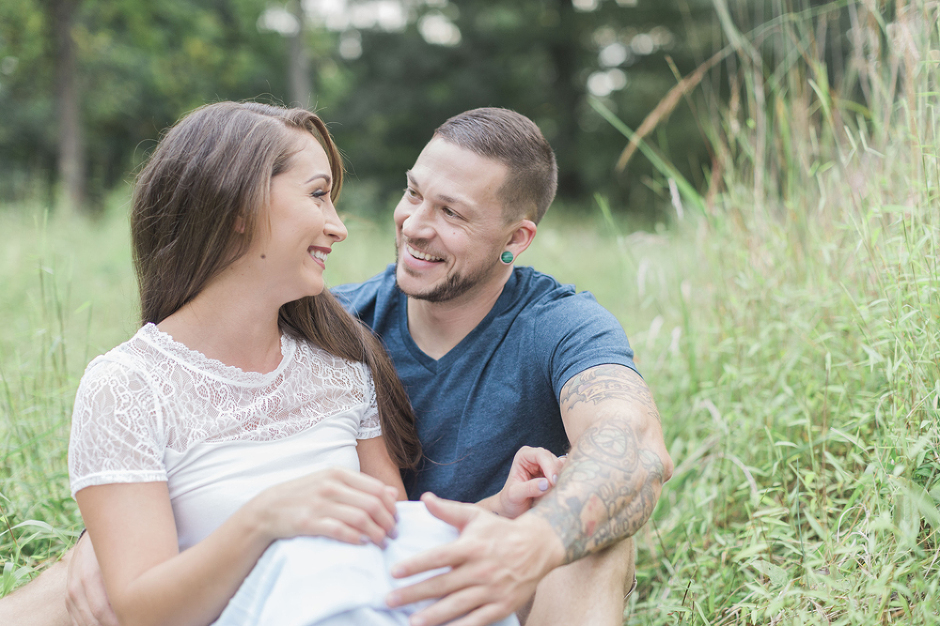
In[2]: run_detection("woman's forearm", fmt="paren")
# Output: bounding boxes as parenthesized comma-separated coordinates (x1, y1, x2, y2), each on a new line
(79, 469, 399, 626)
(111, 510, 270, 626)
(78, 483, 273, 626)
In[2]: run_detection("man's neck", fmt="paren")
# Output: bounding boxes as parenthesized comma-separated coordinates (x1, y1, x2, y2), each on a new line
(406, 271, 511, 360)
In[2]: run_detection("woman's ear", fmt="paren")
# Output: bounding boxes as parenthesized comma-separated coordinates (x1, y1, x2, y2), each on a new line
(234, 215, 247, 234)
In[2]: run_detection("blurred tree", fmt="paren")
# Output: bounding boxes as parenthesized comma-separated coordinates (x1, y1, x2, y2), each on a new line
(47, 0, 85, 214)
(2, 0, 857, 219)
(321, 0, 718, 216)
(0, 0, 291, 211)
(287, 0, 312, 107)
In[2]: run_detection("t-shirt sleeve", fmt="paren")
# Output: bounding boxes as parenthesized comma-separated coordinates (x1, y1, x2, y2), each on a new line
(68, 357, 167, 497)
(357, 363, 382, 440)
(536, 291, 640, 399)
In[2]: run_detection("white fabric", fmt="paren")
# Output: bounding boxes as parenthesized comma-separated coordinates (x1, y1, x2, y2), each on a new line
(213, 501, 520, 626)
(67, 326, 515, 624)
(68, 323, 381, 549)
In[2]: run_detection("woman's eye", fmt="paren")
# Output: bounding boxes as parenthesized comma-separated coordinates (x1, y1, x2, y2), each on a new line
(311, 189, 328, 199)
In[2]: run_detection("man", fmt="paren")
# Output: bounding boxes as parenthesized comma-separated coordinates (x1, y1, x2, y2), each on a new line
(0, 108, 672, 626)
(331, 108, 672, 626)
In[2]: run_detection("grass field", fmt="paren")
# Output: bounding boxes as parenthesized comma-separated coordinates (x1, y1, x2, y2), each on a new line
(2, 1, 939, 624)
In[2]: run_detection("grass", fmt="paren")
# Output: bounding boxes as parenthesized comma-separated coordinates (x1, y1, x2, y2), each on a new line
(2, 0, 940, 623)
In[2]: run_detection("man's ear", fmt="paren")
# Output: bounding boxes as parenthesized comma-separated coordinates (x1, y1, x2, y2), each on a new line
(504, 219, 537, 260)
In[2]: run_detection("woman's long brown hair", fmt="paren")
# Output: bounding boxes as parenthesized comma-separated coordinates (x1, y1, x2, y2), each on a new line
(131, 101, 421, 470)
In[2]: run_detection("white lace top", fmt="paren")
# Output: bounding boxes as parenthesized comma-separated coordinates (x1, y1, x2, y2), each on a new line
(68, 323, 382, 549)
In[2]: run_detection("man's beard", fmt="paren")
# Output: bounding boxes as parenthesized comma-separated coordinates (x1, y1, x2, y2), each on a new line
(394, 241, 492, 303)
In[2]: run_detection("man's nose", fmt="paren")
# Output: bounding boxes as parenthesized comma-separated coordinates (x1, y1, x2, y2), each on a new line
(401, 202, 434, 239)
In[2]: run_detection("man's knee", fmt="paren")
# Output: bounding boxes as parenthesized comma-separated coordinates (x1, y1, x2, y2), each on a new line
(0, 552, 72, 626)
(523, 536, 636, 626)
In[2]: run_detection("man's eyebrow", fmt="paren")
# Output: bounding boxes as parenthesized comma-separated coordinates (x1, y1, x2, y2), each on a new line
(406, 171, 464, 206)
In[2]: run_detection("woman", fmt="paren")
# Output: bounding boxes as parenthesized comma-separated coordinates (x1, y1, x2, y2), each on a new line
(68, 102, 551, 626)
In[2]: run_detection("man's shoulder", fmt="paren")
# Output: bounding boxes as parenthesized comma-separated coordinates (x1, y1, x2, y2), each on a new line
(332, 264, 398, 315)
(508, 267, 639, 381)
(508, 266, 607, 316)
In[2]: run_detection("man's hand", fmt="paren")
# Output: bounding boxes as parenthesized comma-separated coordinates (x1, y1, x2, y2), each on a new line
(65, 532, 119, 626)
(386, 493, 565, 626)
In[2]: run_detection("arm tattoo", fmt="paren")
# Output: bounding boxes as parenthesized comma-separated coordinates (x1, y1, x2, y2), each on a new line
(560, 364, 661, 423)
(532, 365, 667, 563)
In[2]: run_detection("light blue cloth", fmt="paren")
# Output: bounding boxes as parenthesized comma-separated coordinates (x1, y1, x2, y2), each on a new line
(214, 501, 519, 626)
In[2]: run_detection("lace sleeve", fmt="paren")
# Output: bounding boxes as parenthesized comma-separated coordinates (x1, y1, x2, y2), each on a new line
(357, 363, 382, 440)
(68, 356, 167, 496)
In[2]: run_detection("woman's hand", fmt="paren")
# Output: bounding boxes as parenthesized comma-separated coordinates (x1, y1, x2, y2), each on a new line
(488, 447, 566, 519)
(76, 468, 401, 626)
(248, 467, 400, 547)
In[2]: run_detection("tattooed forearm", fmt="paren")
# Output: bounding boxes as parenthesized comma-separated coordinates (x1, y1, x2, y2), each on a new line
(531, 365, 670, 564)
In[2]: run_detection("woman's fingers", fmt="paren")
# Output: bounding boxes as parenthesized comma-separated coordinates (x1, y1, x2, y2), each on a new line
(308, 502, 391, 546)
(527, 448, 564, 485)
(257, 467, 399, 543)
(332, 469, 399, 518)
(511, 447, 564, 485)
(506, 477, 552, 504)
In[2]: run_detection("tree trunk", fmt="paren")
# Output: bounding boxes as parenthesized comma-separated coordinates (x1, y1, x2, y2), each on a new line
(547, 0, 584, 198)
(51, 0, 85, 214)
(288, 0, 312, 108)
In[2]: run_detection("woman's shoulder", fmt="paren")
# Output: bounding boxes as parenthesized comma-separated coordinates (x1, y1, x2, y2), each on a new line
(290, 339, 373, 394)
(81, 325, 163, 380)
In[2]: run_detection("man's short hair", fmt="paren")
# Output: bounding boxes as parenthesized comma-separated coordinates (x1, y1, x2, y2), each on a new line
(433, 108, 558, 224)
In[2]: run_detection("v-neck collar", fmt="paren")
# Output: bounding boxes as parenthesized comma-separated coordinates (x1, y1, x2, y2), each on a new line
(396, 270, 520, 374)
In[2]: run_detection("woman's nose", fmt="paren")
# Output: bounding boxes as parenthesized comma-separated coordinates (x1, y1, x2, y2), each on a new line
(325, 202, 347, 242)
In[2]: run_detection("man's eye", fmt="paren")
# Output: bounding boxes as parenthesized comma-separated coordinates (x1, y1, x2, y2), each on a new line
(442, 207, 457, 218)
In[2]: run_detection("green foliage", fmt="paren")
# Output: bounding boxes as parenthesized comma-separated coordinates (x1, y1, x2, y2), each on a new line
(0, 0, 292, 206)
(612, 0, 940, 623)
(0, 193, 135, 583)
(0, 0, 719, 214)
(329, 0, 717, 213)
(2, 2, 939, 624)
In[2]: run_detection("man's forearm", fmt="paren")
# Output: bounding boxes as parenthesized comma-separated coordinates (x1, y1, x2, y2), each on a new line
(529, 364, 672, 564)
(529, 415, 667, 563)
(0, 556, 71, 626)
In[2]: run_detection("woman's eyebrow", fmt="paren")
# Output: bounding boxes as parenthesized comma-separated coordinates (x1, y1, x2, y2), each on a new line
(303, 173, 331, 184)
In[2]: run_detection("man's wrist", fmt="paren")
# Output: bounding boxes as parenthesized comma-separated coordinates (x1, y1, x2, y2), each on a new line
(515, 511, 566, 573)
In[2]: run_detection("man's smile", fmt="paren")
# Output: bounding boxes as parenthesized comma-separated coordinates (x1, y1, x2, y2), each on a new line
(405, 243, 444, 263)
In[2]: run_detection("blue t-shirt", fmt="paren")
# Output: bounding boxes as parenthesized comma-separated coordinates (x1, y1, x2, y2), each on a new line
(333, 265, 638, 503)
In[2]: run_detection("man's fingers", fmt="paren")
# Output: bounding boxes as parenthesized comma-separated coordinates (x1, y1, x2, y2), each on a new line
(405, 586, 495, 626)
(65, 535, 120, 626)
(389, 540, 466, 582)
(388, 560, 481, 607)
(444, 603, 514, 626)
(420, 493, 479, 530)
